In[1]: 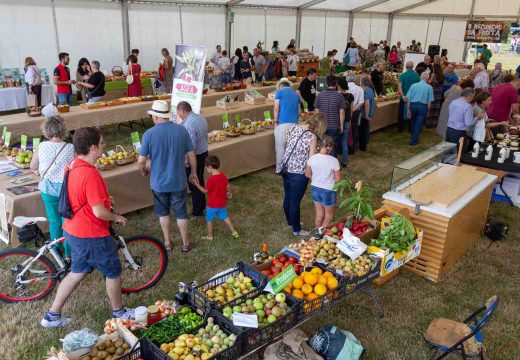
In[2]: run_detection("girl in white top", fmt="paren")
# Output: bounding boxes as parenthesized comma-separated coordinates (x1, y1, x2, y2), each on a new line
(305, 136, 341, 228)
(287, 49, 299, 76)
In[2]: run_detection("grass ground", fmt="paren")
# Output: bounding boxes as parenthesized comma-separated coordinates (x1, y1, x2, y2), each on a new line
(1, 122, 520, 359)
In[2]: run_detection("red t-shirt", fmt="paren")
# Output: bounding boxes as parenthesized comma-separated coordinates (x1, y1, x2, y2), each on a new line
(62, 158, 111, 238)
(205, 173, 228, 209)
(487, 83, 517, 122)
(53, 63, 72, 95)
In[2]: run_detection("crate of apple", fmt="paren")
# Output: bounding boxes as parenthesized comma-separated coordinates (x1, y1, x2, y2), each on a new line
(259, 256, 302, 279)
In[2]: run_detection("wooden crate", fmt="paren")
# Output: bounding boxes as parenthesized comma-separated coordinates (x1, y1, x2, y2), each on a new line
(382, 182, 494, 282)
(244, 96, 266, 105)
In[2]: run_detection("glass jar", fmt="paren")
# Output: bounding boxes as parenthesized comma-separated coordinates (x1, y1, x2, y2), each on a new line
(147, 305, 161, 326)
(135, 306, 147, 325)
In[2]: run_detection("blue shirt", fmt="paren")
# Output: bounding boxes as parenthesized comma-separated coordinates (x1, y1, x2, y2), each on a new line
(406, 80, 434, 105)
(181, 112, 208, 155)
(442, 72, 459, 96)
(361, 88, 375, 119)
(447, 97, 476, 131)
(140, 122, 193, 192)
(275, 87, 300, 124)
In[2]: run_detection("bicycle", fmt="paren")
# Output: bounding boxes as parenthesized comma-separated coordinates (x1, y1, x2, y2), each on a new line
(0, 216, 168, 303)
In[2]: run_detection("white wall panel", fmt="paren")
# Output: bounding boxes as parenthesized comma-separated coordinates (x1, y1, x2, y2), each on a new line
(301, 11, 326, 57)
(55, 0, 124, 75)
(231, 7, 265, 53)
(352, 14, 389, 46)
(404, 0, 472, 15)
(474, 0, 520, 16)
(324, 14, 349, 56)
(0, 0, 57, 75)
(438, 18, 467, 62)
(181, 6, 225, 56)
(391, 17, 429, 53)
(266, 9, 297, 52)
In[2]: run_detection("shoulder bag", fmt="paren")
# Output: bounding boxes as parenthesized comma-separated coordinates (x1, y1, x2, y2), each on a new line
(58, 162, 88, 219)
(126, 63, 134, 85)
(276, 129, 310, 176)
(39, 143, 68, 180)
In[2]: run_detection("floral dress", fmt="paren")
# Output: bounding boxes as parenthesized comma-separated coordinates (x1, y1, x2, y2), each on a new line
(277, 125, 315, 174)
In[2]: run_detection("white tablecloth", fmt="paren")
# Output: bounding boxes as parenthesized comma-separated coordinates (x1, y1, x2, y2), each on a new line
(0, 85, 55, 111)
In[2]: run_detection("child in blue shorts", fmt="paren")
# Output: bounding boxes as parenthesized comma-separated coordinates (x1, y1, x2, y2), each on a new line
(305, 135, 341, 229)
(191, 155, 239, 240)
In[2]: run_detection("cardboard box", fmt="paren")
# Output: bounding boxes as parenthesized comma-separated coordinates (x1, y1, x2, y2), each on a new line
(323, 216, 381, 245)
(216, 99, 239, 110)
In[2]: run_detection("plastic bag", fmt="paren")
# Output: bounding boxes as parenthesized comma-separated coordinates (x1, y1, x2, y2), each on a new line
(309, 326, 364, 360)
(61, 328, 99, 353)
(337, 229, 367, 260)
(41, 103, 58, 118)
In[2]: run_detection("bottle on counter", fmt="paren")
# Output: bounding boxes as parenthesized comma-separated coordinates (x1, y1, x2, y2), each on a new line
(260, 243, 269, 263)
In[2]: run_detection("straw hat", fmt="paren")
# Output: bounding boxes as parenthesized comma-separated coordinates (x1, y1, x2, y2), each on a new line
(147, 100, 170, 118)
(276, 77, 293, 90)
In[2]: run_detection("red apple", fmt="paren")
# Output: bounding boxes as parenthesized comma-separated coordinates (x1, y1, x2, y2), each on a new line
(275, 262, 284, 269)
(272, 259, 280, 265)
(289, 257, 297, 263)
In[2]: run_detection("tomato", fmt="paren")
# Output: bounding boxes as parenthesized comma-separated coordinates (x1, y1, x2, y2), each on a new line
(272, 258, 280, 265)
(278, 256, 287, 263)
(261, 270, 271, 276)
(289, 257, 298, 263)
(281, 264, 288, 270)
(271, 266, 281, 274)
(275, 262, 284, 269)
(268, 274, 274, 279)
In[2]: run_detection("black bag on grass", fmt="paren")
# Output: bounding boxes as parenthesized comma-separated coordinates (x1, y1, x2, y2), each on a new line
(309, 326, 364, 360)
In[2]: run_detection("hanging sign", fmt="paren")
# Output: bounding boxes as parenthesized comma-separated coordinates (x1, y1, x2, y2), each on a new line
(20, 135, 27, 151)
(171, 45, 207, 115)
(263, 111, 271, 121)
(464, 21, 510, 43)
(131, 132, 141, 151)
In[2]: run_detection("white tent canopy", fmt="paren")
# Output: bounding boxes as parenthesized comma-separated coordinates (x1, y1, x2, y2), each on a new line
(0, 0, 518, 75)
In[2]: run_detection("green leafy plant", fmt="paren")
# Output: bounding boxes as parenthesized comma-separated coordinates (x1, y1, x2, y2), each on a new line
(175, 50, 201, 79)
(334, 179, 375, 227)
(372, 213, 416, 252)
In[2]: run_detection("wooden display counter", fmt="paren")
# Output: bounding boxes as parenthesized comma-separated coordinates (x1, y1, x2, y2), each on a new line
(381, 164, 497, 282)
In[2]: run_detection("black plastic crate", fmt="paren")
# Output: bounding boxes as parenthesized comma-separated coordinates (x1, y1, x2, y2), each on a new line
(118, 337, 168, 360)
(342, 255, 382, 292)
(189, 261, 268, 312)
(216, 292, 302, 354)
(298, 263, 347, 320)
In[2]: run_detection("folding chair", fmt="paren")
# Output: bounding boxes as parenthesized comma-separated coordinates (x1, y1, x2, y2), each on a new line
(424, 295, 498, 359)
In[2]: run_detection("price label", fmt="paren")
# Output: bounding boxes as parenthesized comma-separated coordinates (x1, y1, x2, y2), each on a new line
(33, 138, 40, 150)
(4, 132, 11, 147)
(20, 135, 27, 151)
(131, 132, 141, 151)
(263, 111, 271, 121)
(235, 114, 241, 128)
(107, 150, 115, 157)
(222, 113, 229, 129)
(265, 265, 297, 294)
(232, 313, 258, 328)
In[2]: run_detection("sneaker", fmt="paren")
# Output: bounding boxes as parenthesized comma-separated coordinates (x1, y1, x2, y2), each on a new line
(231, 231, 240, 239)
(41, 315, 72, 328)
(293, 230, 310, 237)
(201, 236, 214, 241)
(112, 307, 135, 320)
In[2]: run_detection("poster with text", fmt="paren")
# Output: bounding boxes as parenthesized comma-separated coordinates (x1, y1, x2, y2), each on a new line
(171, 45, 207, 116)
(464, 21, 509, 43)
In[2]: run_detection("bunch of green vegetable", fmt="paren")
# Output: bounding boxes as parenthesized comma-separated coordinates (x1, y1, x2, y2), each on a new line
(135, 307, 203, 345)
(372, 214, 416, 252)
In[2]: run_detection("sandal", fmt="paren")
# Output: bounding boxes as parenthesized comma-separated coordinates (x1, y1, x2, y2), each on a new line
(164, 242, 172, 251)
(181, 243, 193, 253)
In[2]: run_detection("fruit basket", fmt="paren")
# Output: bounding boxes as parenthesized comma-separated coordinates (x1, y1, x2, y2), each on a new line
(106, 99, 124, 107)
(117, 338, 166, 360)
(96, 157, 116, 171)
(141, 95, 156, 102)
(114, 145, 137, 166)
(27, 106, 41, 117)
(14, 150, 33, 169)
(240, 119, 256, 135)
(208, 130, 226, 144)
(189, 261, 267, 312)
(216, 292, 301, 354)
(327, 254, 381, 293)
(156, 93, 170, 100)
(111, 66, 124, 76)
(225, 126, 241, 138)
(254, 121, 265, 132)
(57, 104, 70, 113)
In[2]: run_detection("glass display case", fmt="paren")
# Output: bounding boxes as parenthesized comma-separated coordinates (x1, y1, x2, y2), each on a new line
(390, 142, 457, 193)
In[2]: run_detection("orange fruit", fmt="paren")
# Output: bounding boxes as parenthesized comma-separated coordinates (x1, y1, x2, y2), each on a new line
(317, 275, 327, 285)
(303, 272, 318, 286)
(306, 293, 319, 301)
(302, 284, 313, 295)
(314, 283, 327, 296)
(323, 271, 334, 278)
(310, 267, 323, 275)
(292, 278, 304, 290)
(327, 276, 339, 290)
(292, 289, 304, 299)
(284, 285, 292, 293)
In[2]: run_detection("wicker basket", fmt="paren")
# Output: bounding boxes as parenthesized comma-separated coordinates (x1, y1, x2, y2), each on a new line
(96, 163, 116, 171)
(111, 66, 124, 76)
(14, 162, 30, 169)
(240, 119, 256, 135)
(114, 145, 137, 166)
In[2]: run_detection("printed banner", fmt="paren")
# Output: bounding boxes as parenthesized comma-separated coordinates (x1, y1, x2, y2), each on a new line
(171, 45, 207, 115)
(464, 21, 509, 43)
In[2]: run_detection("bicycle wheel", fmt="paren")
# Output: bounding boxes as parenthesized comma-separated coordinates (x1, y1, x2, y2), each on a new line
(119, 235, 168, 293)
(0, 248, 57, 303)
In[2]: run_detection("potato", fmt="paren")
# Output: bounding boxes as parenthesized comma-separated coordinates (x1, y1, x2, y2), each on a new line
(91, 357, 99, 360)
(122, 343, 130, 350)
(106, 346, 116, 355)
(115, 347, 124, 355)
(114, 339, 124, 348)
(97, 343, 106, 351)
(97, 351, 108, 359)
(103, 340, 112, 348)
(90, 349, 98, 356)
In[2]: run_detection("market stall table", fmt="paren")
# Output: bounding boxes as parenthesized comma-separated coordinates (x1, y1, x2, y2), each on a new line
(372, 100, 399, 131)
(103, 78, 154, 101)
(0, 85, 55, 112)
(1, 130, 275, 246)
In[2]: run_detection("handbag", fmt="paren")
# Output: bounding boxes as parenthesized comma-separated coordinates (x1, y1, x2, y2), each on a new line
(276, 129, 310, 176)
(27, 93, 38, 107)
(126, 63, 134, 85)
(59, 161, 87, 219)
(39, 143, 68, 180)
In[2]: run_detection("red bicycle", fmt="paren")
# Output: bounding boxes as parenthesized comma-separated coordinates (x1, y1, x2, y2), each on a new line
(0, 216, 168, 303)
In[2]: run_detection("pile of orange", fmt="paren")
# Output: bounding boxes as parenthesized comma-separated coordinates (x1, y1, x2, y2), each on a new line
(284, 267, 339, 302)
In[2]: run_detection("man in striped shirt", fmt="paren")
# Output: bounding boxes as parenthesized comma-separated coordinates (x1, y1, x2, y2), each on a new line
(315, 75, 345, 157)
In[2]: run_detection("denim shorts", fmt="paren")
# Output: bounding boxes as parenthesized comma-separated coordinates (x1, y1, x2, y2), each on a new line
(152, 189, 188, 219)
(311, 186, 337, 207)
(206, 207, 228, 222)
(67, 234, 122, 279)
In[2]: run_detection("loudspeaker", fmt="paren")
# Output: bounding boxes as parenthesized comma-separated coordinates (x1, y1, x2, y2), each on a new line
(428, 45, 441, 57)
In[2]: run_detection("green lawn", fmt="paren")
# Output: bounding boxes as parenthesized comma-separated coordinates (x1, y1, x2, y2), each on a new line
(1, 124, 519, 360)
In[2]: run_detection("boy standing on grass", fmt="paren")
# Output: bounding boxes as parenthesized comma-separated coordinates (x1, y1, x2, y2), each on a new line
(191, 156, 239, 240)
(305, 136, 341, 229)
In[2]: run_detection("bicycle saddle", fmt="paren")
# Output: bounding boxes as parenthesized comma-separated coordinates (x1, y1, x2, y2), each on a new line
(13, 216, 47, 228)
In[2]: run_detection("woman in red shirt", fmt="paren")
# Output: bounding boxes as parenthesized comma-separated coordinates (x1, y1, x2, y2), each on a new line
(127, 55, 142, 97)
(389, 45, 399, 71)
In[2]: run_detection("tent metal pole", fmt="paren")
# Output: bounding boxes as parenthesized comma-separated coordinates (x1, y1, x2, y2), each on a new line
(323, 12, 327, 57)
(178, 6, 184, 43)
(296, 9, 302, 49)
(347, 12, 354, 40)
(462, 0, 477, 62)
(264, 8, 267, 49)
(425, 17, 430, 50)
(122, 0, 130, 58)
(437, 16, 444, 45)
(51, 0, 61, 53)
(391, 0, 441, 15)
(225, 6, 231, 53)
(386, 14, 393, 44)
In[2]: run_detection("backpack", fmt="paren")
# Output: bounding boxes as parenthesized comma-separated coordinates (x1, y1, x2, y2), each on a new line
(58, 162, 87, 219)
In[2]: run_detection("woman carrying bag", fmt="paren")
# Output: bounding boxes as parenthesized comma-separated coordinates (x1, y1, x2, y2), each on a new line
(127, 55, 142, 97)
(30, 117, 75, 259)
(24, 57, 42, 107)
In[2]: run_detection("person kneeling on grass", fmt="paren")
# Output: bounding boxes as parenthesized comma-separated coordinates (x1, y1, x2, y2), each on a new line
(305, 136, 341, 229)
(191, 155, 239, 240)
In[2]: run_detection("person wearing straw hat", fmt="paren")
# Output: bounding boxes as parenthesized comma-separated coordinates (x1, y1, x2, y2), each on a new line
(138, 100, 198, 253)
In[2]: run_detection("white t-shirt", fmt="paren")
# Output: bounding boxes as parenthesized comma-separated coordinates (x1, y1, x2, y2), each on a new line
(218, 57, 231, 72)
(307, 153, 340, 191)
(287, 55, 299, 72)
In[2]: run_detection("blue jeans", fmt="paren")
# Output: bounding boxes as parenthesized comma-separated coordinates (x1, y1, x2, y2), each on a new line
(410, 102, 428, 145)
(57, 93, 72, 105)
(326, 129, 341, 157)
(340, 121, 349, 165)
(152, 189, 188, 219)
(282, 173, 309, 233)
(220, 72, 231, 84)
(445, 127, 467, 145)
(41, 192, 70, 257)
